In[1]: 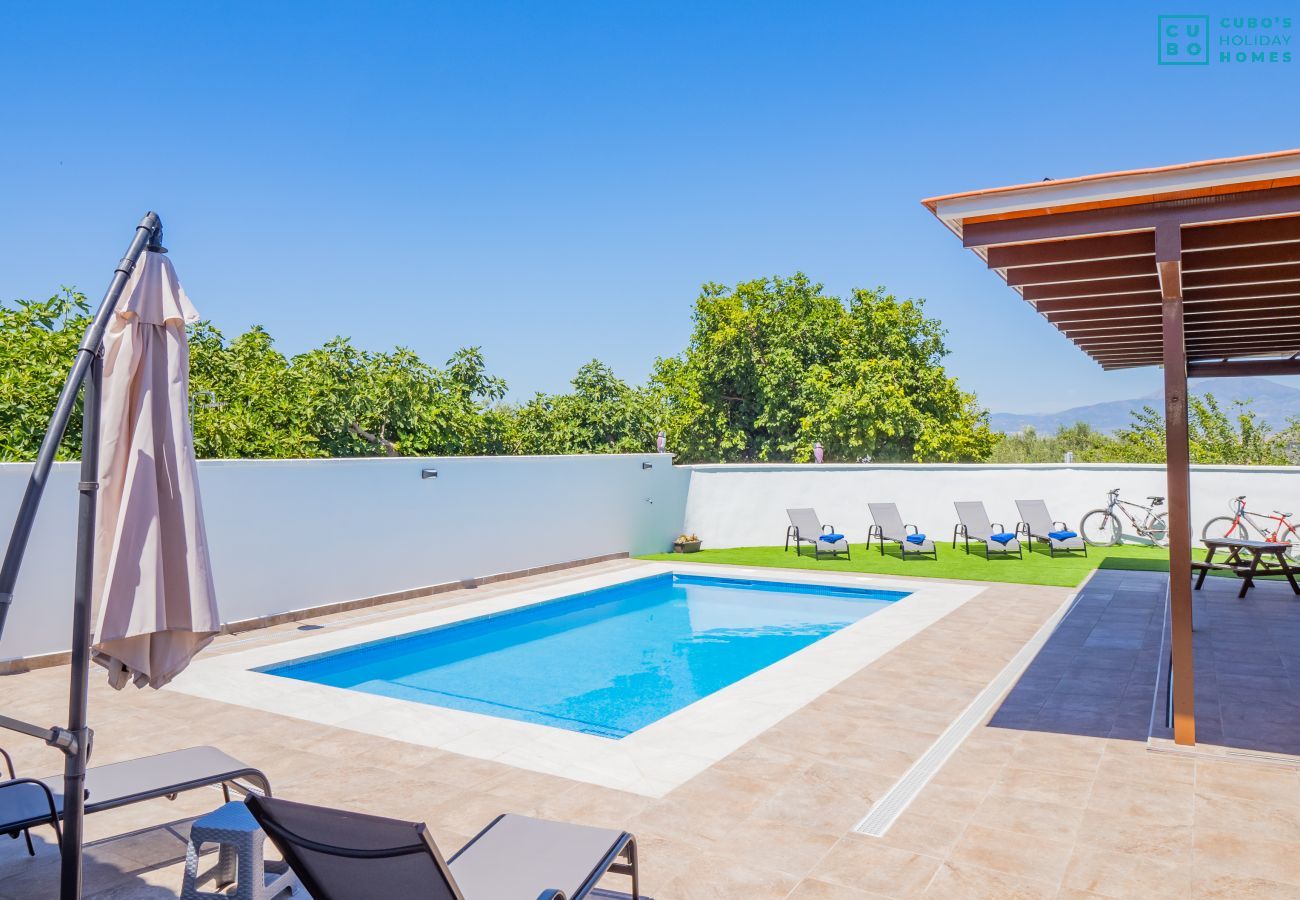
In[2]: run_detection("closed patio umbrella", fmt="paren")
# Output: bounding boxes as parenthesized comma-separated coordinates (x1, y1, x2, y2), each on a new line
(91, 249, 219, 689)
(0, 213, 223, 898)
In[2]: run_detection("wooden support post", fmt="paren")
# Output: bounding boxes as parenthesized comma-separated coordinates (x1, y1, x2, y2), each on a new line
(1163, 292, 1196, 746)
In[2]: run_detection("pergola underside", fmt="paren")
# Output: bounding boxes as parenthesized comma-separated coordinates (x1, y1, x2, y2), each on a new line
(969, 194, 1300, 372)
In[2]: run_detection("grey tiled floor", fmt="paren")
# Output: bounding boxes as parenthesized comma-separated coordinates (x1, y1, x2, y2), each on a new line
(994, 563, 1300, 756)
(1176, 570, 1300, 754)
(989, 568, 1166, 741)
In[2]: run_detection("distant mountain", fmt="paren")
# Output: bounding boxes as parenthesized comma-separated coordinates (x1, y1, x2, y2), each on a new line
(990, 377, 1300, 434)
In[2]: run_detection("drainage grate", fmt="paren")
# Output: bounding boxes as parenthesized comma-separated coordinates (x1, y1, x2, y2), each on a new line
(852, 588, 1079, 837)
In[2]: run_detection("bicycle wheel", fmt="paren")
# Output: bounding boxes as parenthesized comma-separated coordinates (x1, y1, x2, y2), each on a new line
(1278, 524, 1300, 561)
(1146, 512, 1170, 548)
(1080, 509, 1120, 546)
(1201, 516, 1246, 543)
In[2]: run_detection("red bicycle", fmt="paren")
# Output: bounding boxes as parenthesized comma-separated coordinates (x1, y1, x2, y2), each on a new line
(1202, 495, 1300, 561)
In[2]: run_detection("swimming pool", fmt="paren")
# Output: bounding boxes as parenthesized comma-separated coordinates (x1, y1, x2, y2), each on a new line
(260, 573, 908, 738)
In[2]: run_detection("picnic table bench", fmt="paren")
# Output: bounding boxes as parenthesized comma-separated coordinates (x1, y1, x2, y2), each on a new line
(1194, 537, 1300, 599)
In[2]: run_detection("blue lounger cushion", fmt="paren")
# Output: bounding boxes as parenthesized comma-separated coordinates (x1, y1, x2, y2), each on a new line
(990, 532, 1017, 545)
(820, 533, 845, 543)
(1048, 529, 1078, 541)
(906, 533, 927, 544)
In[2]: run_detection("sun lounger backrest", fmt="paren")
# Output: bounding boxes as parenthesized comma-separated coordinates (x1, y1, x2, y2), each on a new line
(868, 503, 907, 539)
(786, 508, 824, 537)
(246, 793, 463, 900)
(954, 501, 994, 538)
(1016, 500, 1054, 535)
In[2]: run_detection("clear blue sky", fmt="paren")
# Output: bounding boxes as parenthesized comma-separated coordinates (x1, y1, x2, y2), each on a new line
(3, 1, 1298, 414)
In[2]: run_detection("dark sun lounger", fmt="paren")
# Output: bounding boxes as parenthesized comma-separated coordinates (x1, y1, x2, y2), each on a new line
(1, 746, 270, 853)
(247, 793, 641, 900)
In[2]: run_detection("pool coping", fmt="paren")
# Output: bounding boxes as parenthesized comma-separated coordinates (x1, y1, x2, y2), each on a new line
(169, 561, 986, 797)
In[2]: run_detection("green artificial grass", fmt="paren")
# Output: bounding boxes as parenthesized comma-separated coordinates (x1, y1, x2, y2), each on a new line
(639, 542, 1187, 588)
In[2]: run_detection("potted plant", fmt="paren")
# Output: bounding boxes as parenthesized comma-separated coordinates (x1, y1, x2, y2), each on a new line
(673, 533, 702, 553)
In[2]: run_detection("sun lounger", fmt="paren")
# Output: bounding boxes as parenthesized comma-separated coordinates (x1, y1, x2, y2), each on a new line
(867, 503, 937, 559)
(953, 501, 1023, 559)
(246, 793, 641, 900)
(785, 508, 850, 559)
(1015, 499, 1087, 557)
(0, 746, 270, 853)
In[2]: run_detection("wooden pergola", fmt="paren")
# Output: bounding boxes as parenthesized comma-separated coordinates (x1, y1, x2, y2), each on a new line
(924, 149, 1300, 745)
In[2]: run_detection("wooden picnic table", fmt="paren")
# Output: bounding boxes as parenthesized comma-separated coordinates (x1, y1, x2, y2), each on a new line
(1194, 537, 1300, 598)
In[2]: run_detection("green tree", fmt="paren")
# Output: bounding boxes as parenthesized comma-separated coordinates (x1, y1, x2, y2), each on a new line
(291, 339, 505, 457)
(0, 290, 90, 461)
(3, 274, 995, 465)
(501, 360, 663, 454)
(652, 275, 995, 462)
(188, 323, 321, 458)
(1112, 394, 1288, 465)
(989, 423, 1121, 464)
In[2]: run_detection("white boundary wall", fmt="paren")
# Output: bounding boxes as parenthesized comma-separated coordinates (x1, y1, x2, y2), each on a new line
(5, 457, 1298, 663)
(0, 455, 688, 662)
(682, 463, 1300, 549)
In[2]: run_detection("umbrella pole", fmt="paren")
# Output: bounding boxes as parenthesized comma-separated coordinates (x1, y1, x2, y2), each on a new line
(59, 348, 101, 900)
(0, 213, 163, 900)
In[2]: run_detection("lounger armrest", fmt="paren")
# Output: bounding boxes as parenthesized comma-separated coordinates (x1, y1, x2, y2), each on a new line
(905, 524, 919, 534)
(822, 524, 835, 534)
(1014, 522, 1029, 536)
(867, 524, 883, 538)
(1053, 521, 1068, 530)
(0, 747, 15, 779)
(991, 522, 1006, 532)
(1, 777, 62, 841)
(537, 891, 568, 900)
(953, 523, 967, 537)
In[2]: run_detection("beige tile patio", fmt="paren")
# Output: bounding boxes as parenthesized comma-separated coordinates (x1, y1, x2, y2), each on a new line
(946, 823, 1073, 886)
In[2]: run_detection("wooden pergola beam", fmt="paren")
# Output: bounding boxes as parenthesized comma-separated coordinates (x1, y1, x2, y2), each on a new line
(1185, 261, 1300, 288)
(1056, 309, 1300, 332)
(1183, 213, 1300, 250)
(1030, 279, 1300, 305)
(1187, 356, 1300, 377)
(1065, 324, 1300, 341)
(962, 184, 1300, 247)
(985, 231, 1154, 269)
(1183, 241, 1300, 271)
(1006, 255, 1154, 287)
(1023, 277, 1159, 302)
(1043, 292, 1300, 322)
(1077, 337, 1300, 354)
(1062, 321, 1300, 342)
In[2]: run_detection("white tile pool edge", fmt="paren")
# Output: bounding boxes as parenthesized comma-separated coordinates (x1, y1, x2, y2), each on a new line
(168, 562, 985, 797)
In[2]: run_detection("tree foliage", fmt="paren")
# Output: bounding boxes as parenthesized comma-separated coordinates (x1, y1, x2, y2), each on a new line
(1111, 395, 1293, 465)
(2, 292, 506, 461)
(499, 360, 664, 454)
(649, 275, 995, 462)
(2, 275, 994, 463)
(989, 423, 1119, 464)
(0, 289, 90, 461)
(990, 397, 1300, 465)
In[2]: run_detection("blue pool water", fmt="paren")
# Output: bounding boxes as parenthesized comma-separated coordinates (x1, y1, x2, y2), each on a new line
(259, 573, 907, 738)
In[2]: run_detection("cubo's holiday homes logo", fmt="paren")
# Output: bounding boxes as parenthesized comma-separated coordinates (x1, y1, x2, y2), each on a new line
(1159, 14, 1294, 65)
(1159, 15, 1210, 64)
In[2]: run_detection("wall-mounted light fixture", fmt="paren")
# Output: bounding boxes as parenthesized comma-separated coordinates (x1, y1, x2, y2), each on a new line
(642, 462, 654, 470)
(421, 468, 438, 479)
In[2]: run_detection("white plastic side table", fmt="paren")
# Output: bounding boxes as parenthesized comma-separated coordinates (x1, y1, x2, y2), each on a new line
(180, 801, 300, 900)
